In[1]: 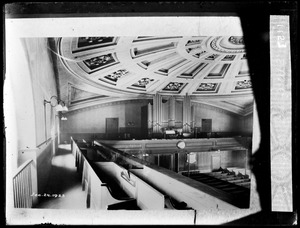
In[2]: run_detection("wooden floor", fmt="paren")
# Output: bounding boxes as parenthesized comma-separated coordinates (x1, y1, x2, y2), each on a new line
(35, 144, 86, 209)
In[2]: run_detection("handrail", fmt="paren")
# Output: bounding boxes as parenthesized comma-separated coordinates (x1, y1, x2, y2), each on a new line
(13, 159, 34, 179)
(93, 141, 148, 168)
(36, 137, 53, 148)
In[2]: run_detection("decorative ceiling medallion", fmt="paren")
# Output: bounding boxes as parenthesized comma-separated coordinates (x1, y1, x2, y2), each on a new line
(228, 36, 244, 45)
(194, 83, 220, 94)
(210, 36, 246, 53)
(234, 80, 252, 90)
(161, 82, 187, 93)
(79, 53, 119, 74)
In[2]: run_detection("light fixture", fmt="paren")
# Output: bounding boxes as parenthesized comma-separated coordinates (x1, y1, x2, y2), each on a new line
(44, 96, 68, 112)
(61, 116, 68, 121)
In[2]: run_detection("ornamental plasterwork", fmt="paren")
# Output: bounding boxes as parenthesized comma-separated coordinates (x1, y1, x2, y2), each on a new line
(132, 78, 154, 88)
(59, 36, 252, 98)
(235, 80, 252, 90)
(210, 36, 246, 53)
(103, 69, 129, 83)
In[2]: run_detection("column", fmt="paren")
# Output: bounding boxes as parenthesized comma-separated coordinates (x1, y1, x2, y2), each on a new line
(183, 94, 191, 133)
(168, 96, 176, 128)
(191, 104, 195, 136)
(147, 102, 153, 138)
(148, 102, 153, 129)
(152, 93, 162, 134)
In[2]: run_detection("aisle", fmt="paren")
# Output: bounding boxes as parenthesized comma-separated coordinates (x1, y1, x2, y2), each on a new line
(35, 144, 86, 209)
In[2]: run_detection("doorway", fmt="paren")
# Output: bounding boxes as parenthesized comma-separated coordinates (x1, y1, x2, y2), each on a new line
(106, 118, 119, 139)
(202, 119, 212, 132)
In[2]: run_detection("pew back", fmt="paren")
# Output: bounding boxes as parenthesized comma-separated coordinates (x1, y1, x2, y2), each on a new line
(72, 138, 166, 210)
(93, 162, 165, 210)
(136, 175, 165, 210)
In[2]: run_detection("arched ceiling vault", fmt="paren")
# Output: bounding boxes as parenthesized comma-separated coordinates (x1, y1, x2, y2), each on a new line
(54, 36, 254, 116)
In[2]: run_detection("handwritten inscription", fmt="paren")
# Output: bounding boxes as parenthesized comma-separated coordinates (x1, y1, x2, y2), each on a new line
(31, 192, 65, 198)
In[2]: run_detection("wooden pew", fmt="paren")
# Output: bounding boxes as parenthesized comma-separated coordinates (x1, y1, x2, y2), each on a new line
(71, 138, 133, 209)
(92, 162, 167, 210)
(182, 170, 250, 207)
(93, 145, 193, 210)
(75, 142, 168, 210)
(82, 159, 136, 209)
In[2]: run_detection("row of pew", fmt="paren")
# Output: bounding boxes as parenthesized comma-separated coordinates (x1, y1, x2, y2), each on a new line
(206, 168, 251, 189)
(73, 139, 136, 209)
(71, 137, 191, 210)
(182, 167, 251, 208)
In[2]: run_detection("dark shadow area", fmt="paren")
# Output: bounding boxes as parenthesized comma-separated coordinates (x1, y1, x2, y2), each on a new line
(224, 2, 297, 225)
(239, 7, 272, 213)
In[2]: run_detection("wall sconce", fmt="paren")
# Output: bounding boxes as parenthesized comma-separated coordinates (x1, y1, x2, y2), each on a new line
(61, 116, 68, 121)
(44, 96, 68, 112)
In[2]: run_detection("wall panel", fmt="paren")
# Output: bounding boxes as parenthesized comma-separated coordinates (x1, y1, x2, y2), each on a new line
(193, 104, 241, 132)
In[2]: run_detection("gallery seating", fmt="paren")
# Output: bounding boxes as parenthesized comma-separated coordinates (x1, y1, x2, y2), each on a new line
(71, 137, 192, 210)
(181, 167, 251, 208)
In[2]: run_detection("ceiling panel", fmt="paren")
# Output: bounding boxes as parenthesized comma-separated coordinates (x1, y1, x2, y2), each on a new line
(55, 36, 254, 114)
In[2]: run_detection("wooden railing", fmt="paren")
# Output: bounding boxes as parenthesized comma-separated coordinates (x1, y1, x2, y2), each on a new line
(92, 140, 240, 209)
(71, 137, 189, 210)
(94, 137, 249, 154)
(13, 159, 34, 208)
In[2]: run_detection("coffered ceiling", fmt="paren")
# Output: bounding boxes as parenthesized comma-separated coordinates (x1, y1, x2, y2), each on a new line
(53, 36, 254, 116)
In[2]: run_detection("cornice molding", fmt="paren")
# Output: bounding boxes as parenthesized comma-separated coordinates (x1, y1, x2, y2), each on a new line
(65, 98, 151, 115)
(192, 101, 243, 118)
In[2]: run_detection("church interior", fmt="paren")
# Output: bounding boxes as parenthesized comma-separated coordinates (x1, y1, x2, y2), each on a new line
(5, 34, 256, 213)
